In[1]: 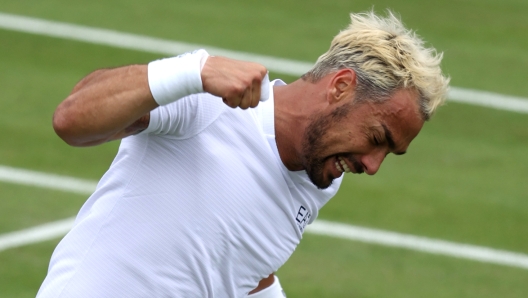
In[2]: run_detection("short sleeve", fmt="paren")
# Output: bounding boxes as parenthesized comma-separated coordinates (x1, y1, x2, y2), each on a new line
(139, 93, 227, 139)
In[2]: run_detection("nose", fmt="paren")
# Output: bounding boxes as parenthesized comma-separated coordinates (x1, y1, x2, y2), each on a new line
(360, 149, 387, 175)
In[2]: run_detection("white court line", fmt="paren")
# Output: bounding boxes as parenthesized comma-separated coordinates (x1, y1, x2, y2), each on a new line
(0, 165, 97, 195)
(1, 166, 528, 270)
(0, 217, 74, 252)
(0, 12, 311, 81)
(309, 220, 528, 270)
(1, 12, 528, 114)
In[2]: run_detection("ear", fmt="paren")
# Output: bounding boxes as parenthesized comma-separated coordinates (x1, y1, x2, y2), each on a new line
(328, 69, 357, 104)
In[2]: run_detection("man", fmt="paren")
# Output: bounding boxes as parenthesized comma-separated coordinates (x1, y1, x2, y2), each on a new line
(38, 11, 449, 297)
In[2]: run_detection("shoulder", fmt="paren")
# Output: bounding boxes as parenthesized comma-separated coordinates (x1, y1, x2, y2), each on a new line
(142, 93, 229, 138)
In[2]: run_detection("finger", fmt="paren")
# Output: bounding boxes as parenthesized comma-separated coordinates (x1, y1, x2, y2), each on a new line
(249, 96, 259, 108)
(230, 96, 242, 108)
(249, 74, 263, 108)
(223, 96, 241, 109)
(238, 87, 252, 110)
(249, 77, 261, 108)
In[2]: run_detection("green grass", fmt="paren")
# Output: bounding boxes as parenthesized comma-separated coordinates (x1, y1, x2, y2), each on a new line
(280, 234, 528, 298)
(0, 241, 60, 298)
(0, 183, 85, 233)
(0, 0, 527, 297)
(1, 0, 527, 96)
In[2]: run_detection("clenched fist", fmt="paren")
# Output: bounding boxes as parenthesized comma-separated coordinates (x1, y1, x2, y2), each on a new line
(201, 56, 268, 109)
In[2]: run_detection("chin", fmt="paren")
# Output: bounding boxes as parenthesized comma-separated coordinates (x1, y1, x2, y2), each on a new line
(307, 171, 334, 190)
(304, 158, 336, 189)
(317, 178, 334, 190)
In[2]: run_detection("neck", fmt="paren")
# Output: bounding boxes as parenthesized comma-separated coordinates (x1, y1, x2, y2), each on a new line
(273, 78, 329, 171)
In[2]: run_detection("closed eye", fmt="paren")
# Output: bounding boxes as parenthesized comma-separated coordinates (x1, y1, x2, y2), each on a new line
(373, 134, 383, 146)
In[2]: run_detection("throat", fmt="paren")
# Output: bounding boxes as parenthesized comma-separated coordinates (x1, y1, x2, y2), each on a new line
(274, 132, 304, 171)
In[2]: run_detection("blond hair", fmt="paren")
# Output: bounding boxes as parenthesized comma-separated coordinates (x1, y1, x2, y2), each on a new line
(303, 11, 450, 120)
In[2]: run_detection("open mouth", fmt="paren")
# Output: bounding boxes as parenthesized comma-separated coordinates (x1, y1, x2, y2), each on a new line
(335, 156, 352, 173)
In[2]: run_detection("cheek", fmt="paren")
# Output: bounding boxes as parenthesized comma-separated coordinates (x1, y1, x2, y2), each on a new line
(324, 130, 356, 154)
(346, 130, 367, 145)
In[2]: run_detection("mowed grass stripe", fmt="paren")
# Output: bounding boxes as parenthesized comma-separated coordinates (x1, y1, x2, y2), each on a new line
(1, 165, 528, 270)
(1, 11, 528, 114)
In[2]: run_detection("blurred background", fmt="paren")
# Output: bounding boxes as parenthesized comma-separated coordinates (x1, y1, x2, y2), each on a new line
(0, 0, 527, 297)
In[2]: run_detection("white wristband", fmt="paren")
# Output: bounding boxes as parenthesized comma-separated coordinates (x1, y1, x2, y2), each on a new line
(148, 49, 210, 106)
(260, 73, 270, 102)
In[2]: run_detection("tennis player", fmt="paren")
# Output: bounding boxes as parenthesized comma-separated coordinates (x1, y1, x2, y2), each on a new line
(38, 11, 448, 297)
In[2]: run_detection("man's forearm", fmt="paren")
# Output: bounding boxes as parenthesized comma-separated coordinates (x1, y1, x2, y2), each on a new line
(52, 50, 268, 147)
(53, 64, 157, 146)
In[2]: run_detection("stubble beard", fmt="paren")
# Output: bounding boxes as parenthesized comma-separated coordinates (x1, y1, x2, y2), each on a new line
(301, 104, 354, 189)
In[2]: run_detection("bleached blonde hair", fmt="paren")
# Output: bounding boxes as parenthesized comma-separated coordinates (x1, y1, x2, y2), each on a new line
(303, 11, 450, 120)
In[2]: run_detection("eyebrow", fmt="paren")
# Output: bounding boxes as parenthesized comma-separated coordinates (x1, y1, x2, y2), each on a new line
(381, 124, 406, 155)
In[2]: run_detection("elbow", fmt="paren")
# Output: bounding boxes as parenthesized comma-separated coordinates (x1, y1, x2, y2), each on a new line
(53, 109, 80, 146)
(52, 106, 93, 147)
(52, 106, 109, 147)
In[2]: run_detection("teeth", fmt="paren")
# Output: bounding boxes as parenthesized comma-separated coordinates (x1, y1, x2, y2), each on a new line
(340, 157, 351, 173)
(336, 157, 351, 173)
(335, 161, 343, 172)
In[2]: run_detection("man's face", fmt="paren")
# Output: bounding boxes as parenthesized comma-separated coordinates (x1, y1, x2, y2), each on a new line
(301, 89, 425, 189)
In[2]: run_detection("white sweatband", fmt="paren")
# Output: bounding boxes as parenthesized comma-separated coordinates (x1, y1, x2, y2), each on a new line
(148, 49, 210, 106)
(247, 276, 287, 298)
(260, 73, 270, 102)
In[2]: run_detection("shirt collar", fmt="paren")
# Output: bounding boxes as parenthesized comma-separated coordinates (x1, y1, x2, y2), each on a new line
(257, 79, 286, 136)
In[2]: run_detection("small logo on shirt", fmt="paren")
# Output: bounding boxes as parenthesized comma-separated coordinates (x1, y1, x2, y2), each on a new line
(295, 205, 311, 233)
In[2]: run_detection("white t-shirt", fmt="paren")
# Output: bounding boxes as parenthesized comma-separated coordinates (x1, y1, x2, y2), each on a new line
(38, 80, 343, 298)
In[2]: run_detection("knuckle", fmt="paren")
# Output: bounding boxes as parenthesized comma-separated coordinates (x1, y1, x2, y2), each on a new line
(233, 84, 247, 94)
(223, 98, 237, 109)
